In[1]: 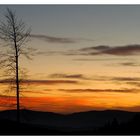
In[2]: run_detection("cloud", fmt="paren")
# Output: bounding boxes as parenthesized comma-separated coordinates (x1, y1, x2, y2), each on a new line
(31, 34, 94, 44)
(23, 89, 52, 93)
(118, 62, 140, 67)
(36, 51, 65, 56)
(102, 44, 140, 56)
(0, 79, 80, 85)
(25, 80, 79, 85)
(67, 44, 140, 56)
(73, 58, 130, 61)
(49, 74, 140, 83)
(80, 45, 110, 51)
(82, 75, 140, 83)
(48, 73, 89, 80)
(111, 77, 140, 82)
(27, 80, 79, 85)
(35, 44, 140, 56)
(59, 88, 138, 93)
(126, 82, 140, 87)
(99, 76, 140, 88)
(31, 34, 76, 43)
(107, 62, 140, 67)
(47, 75, 140, 84)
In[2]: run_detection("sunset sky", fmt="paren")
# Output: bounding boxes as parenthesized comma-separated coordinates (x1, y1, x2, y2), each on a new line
(0, 5, 140, 113)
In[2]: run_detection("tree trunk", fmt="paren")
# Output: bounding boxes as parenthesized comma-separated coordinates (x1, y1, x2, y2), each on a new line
(15, 48, 20, 123)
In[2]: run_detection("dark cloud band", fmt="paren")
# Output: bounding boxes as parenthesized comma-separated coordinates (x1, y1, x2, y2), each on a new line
(79, 44, 140, 56)
(59, 88, 138, 93)
(31, 34, 76, 43)
(31, 34, 94, 44)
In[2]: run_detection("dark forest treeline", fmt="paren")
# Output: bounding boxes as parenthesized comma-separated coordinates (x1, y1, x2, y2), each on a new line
(0, 110, 140, 135)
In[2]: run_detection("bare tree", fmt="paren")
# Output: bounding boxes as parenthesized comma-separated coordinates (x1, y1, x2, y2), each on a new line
(0, 8, 33, 123)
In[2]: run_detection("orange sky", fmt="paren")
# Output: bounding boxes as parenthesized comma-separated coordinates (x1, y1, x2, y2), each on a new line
(1, 6, 140, 113)
(0, 77, 140, 114)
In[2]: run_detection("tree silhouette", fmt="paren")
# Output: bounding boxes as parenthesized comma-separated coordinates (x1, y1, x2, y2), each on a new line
(0, 8, 34, 123)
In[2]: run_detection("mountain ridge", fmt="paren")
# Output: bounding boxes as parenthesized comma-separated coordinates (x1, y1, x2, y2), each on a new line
(0, 109, 138, 131)
(0, 109, 139, 135)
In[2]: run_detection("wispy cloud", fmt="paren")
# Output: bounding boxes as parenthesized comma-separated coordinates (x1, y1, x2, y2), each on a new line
(31, 34, 76, 43)
(28, 80, 79, 85)
(111, 77, 140, 82)
(36, 51, 64, 56)
(50, 74, 140, 83)
(39, 44, 140, 56)
(102, 44, 140, 56)
(73, 58, 131, 61)
(31, 34, 94, 44)
(107, 62, 140, 67)
(0, 79, 80, 85)
(48, 73, 89, 80)
(80, 45, 110, 51)
(59, 88, 138, 93)
(118, 62, 140, 67)
(83, 75, 140, 82)
(126, 81, 140, 87)
(78, 44, 140, 56)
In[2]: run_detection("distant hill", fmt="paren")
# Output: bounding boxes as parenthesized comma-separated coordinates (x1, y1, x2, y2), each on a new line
(0, 109, 139, 134)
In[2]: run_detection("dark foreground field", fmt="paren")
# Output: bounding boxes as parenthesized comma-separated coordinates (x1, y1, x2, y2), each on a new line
(0, 109, 140, 135)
